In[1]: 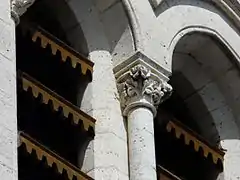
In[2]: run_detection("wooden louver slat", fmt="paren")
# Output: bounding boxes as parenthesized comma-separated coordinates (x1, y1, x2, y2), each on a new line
(166, 120, 225, 165)
(19, 132, 94, 180)
(20, 72, 95, 132)
(30, 26, 93, 76)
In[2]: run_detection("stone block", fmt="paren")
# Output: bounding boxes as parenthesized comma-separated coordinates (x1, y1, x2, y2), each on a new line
(0, 0, 11, 23)
(220, 139, 240, 180)
(65, 25, 88, 54)
(93, 133, 128, 177)
(195, 114, 219, 145)
(0, 127, 17, 169)
(181, 55, 211, 93)
(88, 166, 129, 180)
(210, 105, 239, 140)
(0, 162, 17, 180)
(184, 93, 209, 120)
(94, 0, 119, 12)
(194, 40, 233, 79)
(0, 22, 15, 61)
(198, 82, 227, 111)
(100, 2, 128, 49)
(217, 68, 240, 103)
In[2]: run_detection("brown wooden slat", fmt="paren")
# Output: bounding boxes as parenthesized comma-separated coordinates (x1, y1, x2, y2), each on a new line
(166, 120, 225, 165)
(19, 132, 94, 180)
(20, 72, 95, 132)
(30, 26, 93, 76)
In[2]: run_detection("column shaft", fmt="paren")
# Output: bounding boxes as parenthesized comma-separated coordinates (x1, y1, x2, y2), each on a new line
(217, 139, 240, 180)
(128, 107, 157, 180)
(78, 51, 129, 180)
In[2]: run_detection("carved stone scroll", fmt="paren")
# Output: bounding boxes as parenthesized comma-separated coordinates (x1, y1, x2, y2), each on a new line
(11, 0, 35, 24)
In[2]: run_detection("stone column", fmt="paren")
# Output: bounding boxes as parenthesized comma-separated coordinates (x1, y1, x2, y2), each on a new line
(115, 57, 172, 180)
(127, 107, 156, 180)
(220, 139, 240, 180)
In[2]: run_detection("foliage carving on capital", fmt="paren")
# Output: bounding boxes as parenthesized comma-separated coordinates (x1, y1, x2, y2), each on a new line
(11, 0, 35, 24)
(118, 65, 172, 114)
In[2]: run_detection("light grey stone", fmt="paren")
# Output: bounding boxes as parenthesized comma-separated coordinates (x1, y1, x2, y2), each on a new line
(128, 107, 157, 180)
(87, 166, 129, 180)
(220, 139, 240, 180)
(2, 0, 240, 179)
(0, 22, 15, 61)
(115, 61, 172, 180)
(0, 3, 17, 179)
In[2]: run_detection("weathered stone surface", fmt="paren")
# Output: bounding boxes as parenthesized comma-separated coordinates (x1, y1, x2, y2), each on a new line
(115, 56, 172, 180)
(117, 64, 172, 117)
(0, 2, 17, 179)
(1, 0, 240, 179)
(87, 166, 129, 180)
(128, 107, 157, 180)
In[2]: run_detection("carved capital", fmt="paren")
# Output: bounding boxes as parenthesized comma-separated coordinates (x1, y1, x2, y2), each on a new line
(11, 0, 35, 25)
(117, 64, 172, 117)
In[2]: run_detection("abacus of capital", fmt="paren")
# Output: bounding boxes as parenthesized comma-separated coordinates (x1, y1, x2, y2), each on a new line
(114, 53, 172, 180)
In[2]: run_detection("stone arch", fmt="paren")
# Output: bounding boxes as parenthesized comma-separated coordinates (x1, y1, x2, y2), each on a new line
(139, 0, 240, 72)
(158, 1, 240, 145)
(19, 0, 89, 55)
(170, 29, 240, 140)
(154, 0, 240, 31)
(20, 0, 135, 57)
(59, 1, 130, 177)
(168, 30, 240, 179)
(65, 0, 136, 66)
(167, 26, 240, 72)
(16, 0, 100, 171)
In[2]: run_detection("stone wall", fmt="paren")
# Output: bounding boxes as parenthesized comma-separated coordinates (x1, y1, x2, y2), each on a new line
(0, 0, 17, 179)
(66, 0, 129, 179)
(64, 1, 240, 179)
(2, 0, 240, 179)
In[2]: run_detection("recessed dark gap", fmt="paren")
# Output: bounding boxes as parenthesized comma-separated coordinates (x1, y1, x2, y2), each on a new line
(17, 88, 89, 167)
(16, 28, 89, 107)
(156, 80, 221, 179)
(159, 85, 201, 134)
(155, 125, 221, 180)
(18, 145, 67, 180)
(17, 0, 92, 178)
(20, 0, 70, 44)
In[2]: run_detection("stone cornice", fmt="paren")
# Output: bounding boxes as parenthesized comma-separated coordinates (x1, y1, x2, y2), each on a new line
(114, 52, 172, 117)
(11, 0, 35, 25)
(114, 51, 170, 83)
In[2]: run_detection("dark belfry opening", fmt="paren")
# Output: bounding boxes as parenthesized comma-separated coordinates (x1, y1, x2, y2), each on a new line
(160, 86, 201, 134)
(17, 86, 90, 166)
(18, 145, 67, 180)
(16, 1, 93, 179)
(16, 27, 90, 106)
(154, 81, 223, 180)
(154, 32, 234, 180)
